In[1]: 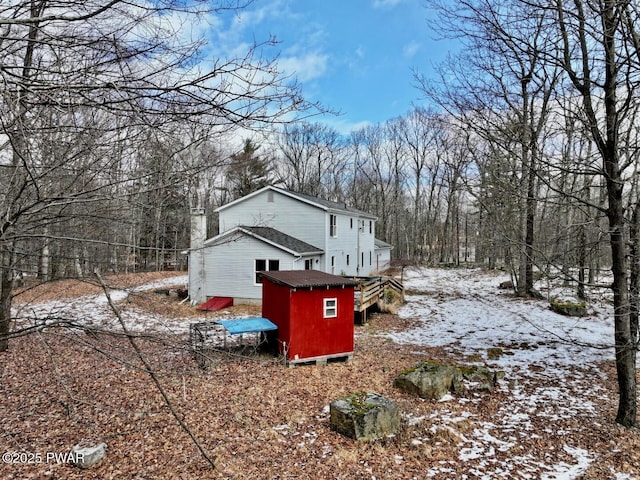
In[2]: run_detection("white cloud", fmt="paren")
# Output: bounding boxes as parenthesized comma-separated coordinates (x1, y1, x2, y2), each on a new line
(372, 0, 404, 8)
(403, 40, 420, 59)
(277, 51, 329, 82)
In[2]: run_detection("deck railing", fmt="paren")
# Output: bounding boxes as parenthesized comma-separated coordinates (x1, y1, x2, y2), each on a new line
(353, 275, 404, 313)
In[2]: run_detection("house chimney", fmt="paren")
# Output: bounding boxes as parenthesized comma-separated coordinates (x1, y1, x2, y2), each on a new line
(189, 208, 207, 305)
(190, 207, 206, 250)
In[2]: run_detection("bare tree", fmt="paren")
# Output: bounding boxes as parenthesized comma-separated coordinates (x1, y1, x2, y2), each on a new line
(420, 0, 561, 295)
(396, 107, 440, 262)
(545, 0, 640, 427)
(276, 121, 346, 198)
(349, 123, 407, 256)
(0, 0, 320, 351)
(421, 0, 640, 427)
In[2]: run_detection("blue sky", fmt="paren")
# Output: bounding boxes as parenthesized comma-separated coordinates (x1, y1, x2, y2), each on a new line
(209, 0, 453, 134)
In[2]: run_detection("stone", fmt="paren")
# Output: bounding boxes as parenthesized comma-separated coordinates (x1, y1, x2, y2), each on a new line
(550, 298, 587, 317)
(459, 365, 505, 393)
(330, 392, 401, 441)
(394, 361, 463, 400)
(71, 443, 107, 469)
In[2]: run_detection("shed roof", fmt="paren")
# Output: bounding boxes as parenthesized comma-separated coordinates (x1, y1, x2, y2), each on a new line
(260, 270, 359, 289)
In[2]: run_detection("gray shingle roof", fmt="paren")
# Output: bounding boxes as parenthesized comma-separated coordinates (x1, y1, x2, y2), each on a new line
(283, 189, 376, 219)
(241, 226, 323, 255)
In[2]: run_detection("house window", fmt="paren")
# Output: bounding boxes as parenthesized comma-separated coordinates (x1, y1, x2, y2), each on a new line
(267, 191, 274, 202)
(369, 251, 372, 265)
(350, 218, 353, 229)
(330, 214, 337, 237)
(346, 254, 350, 266)
(255, 258, 279, 283)
(305, 259, 313, 270)
(324, 298, 337, 318)
(331, 256, 335, 274)
(369, 221, 372, 234)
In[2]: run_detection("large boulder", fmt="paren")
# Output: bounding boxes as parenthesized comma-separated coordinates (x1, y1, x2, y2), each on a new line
(550, 298, 587, 317)
(394, 361, 463, 400)
(330, 392, 401, 441)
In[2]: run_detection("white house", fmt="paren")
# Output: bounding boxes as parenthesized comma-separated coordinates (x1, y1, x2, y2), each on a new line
(188, 185, 392, 305)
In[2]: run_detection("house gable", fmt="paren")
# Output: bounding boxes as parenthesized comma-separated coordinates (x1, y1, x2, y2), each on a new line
(216, 187, 325, 248)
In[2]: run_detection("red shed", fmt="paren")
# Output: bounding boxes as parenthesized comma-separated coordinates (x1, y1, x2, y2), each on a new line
(260, 270, 358, 365)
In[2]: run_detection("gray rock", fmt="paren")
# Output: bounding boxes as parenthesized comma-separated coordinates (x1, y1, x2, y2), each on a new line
(71, 442, 107, 469)
(550, 299, 587, 317)
(394, 362, 463, 400)
(330, 392, 401, 441)
(460, 365, 505, 393)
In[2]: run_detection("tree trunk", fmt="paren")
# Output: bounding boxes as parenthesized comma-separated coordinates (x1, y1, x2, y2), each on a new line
(39, 232, 50, 282)
(0, 249, 15, 352)
(524, 163, 536, 294)
(609, 195, 635, 427)
(630, 199, 640, 354)
(602, 0, 635, 428)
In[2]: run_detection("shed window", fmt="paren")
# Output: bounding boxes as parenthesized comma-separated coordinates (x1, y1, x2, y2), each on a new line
(330, 214, 337, 237)
(255, 258, 279, 283)
(324, 298, 337, 318)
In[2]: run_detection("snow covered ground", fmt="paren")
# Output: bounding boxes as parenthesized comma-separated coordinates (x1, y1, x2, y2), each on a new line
(13, 275, 194, 335)
(393, 267, 613, 371)
(388, 267, 632, 480)
(12, 275, 262, 349)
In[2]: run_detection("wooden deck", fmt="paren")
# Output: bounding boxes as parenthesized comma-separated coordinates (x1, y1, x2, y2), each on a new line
(353, 275, 404, 322)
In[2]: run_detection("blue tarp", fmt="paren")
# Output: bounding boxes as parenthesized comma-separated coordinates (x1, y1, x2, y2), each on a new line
(215, 317, 278, 335)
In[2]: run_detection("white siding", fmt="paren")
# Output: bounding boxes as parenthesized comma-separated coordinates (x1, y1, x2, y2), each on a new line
(376, 248, 392, 271)
(324, 213, 377, 276)
(204, 235, 301, 301)
(218, 189, 326, 250)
